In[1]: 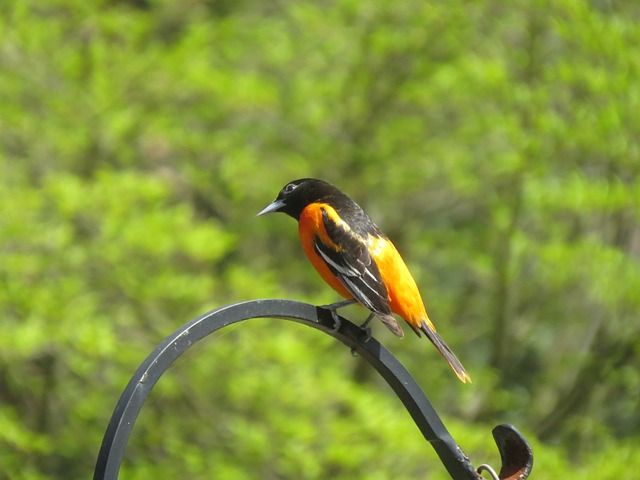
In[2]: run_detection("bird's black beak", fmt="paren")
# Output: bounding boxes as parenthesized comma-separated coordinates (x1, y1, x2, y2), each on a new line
(257, 198, 286, 216)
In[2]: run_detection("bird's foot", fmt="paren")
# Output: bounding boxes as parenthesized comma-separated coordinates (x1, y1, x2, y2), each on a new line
(359, 326, 372, 343)
(320, 299, 357, 332)
(348, 312, 374, 355)
(330, 310, 341, 332)
(357, 313, 374, 342)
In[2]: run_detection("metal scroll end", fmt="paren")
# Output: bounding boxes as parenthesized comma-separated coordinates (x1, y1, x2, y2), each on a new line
(480, 423, 533, 480)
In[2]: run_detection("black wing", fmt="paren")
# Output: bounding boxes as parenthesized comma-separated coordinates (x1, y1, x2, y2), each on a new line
(314, 207, 392, 317)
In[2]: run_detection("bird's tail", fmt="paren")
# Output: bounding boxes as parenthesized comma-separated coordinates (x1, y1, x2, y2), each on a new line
(415, 321, 471, 383)
(378, 314, 405, 338)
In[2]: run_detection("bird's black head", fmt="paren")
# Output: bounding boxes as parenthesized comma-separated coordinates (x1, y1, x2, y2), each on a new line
(257, 178, 345, 220)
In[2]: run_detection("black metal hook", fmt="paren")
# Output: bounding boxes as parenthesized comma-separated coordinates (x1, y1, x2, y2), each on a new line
(93, 299, 533, 480)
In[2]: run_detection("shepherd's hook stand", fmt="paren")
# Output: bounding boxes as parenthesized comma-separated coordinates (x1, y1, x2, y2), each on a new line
(94, 299, 533, 480)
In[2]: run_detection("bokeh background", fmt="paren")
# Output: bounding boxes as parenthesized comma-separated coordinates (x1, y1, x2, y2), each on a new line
(1, 0, 639, 478)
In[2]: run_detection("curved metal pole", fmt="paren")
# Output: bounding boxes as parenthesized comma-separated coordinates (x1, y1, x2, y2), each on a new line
(94, 299, 533, 480)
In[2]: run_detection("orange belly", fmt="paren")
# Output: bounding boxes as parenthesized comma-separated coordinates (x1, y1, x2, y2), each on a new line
(298, 203, 354, 300)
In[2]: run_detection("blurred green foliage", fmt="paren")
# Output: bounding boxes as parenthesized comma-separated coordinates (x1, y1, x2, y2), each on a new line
(1, 0, 639, 478)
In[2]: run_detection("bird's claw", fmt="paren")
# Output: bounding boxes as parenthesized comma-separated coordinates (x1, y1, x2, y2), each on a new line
(359, 326, 372, 343)
(330, 311, 341, 332)
(321, 299, 356, 332)
(357, 313, 374, 342)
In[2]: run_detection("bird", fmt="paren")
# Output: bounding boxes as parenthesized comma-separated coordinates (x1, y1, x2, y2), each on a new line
(258, 178, 470, 383)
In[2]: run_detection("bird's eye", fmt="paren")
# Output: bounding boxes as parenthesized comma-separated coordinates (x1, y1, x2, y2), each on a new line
(283, 183, 298, 194)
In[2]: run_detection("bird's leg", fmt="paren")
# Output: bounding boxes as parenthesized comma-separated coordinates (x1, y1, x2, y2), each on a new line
(359, 313, 374, 330)
(350, 313, 374, 355)
(357, 313, 374, 343)
(322, 298, 358, 309)
(321, 299, 358, 331)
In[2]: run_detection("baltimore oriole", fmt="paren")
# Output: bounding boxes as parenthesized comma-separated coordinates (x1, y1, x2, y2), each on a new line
(258, 178, 470, 383)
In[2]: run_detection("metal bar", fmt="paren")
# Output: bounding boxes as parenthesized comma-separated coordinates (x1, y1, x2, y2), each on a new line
(94, 299, 532, 480)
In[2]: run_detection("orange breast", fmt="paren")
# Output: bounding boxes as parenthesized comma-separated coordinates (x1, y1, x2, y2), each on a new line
(298, 203, 354, 300)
